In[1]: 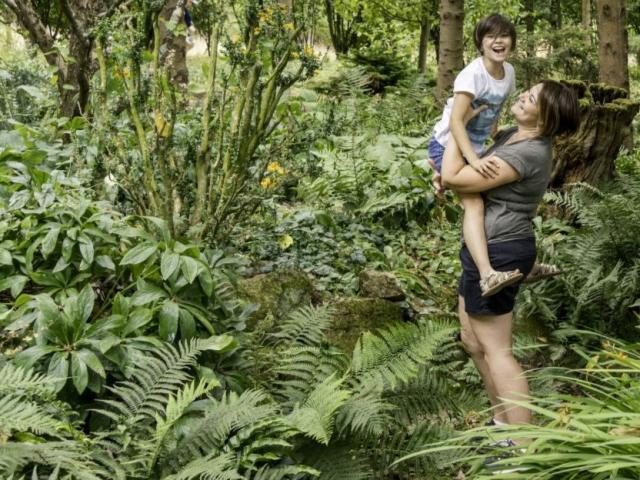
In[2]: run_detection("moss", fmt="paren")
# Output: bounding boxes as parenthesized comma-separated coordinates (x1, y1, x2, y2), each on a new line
(326, 297, 404, 352)
(589, 83, 628, 105)
(237, 269, 319, 328)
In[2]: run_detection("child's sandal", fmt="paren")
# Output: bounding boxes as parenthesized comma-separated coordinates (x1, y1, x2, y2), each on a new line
(523, 263, 562, 284)
(479, 270, 524, 298)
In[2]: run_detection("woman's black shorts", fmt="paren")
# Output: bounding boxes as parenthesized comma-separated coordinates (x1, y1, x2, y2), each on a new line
(458, 237, 537, 316)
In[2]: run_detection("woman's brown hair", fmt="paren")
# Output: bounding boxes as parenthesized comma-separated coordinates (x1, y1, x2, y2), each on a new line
(537, 80, 580, 137)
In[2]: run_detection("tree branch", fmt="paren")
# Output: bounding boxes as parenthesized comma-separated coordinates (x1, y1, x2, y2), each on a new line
(60, 0, 86, 43)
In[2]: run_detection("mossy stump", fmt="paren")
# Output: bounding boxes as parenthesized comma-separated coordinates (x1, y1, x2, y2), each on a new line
(551, 81, 640, 188)
(327, 297, 405, 352)
(237, 269, 319, 328)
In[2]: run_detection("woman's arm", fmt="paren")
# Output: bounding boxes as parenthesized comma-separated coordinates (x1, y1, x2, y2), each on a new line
(441, 133, 520, 193)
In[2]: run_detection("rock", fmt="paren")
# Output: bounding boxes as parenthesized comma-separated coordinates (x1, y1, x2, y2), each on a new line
(358, 270, 405, 301)
(327, 297, 405, 352)
(237, 269, 320, 328)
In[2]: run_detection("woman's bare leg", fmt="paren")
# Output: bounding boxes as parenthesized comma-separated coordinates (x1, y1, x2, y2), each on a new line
(460, 193, 494, 278)
(458, 296, 507, 423)
(466, 310, 531, 425)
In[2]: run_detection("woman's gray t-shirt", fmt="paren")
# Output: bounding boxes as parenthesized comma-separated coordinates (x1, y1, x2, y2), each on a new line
(479, 127, 552, 244)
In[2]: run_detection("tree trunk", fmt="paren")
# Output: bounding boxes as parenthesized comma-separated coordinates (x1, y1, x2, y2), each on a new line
(436, 0, 464, 99)
(551, 0, 562, 29)
(596, 0, 629, 91)
(523, 0, 535, 86)
(418, 18, 430, 74)
(582, 0, 592, 45)
(1, 0, 119, 117)
(324, 0, 360, 55)
(159, 0, 189, 87)
(551, 82, 639, 188)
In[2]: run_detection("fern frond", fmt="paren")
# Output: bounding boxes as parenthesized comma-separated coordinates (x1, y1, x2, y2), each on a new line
(299, 442, 371, 480)
(0, 395, 67, 437)
(0, 364, 55, 398)
(0, 441, 106, 480)
(97, 338, 222, 425)
(351, 320, 456, 391)
(272, 346, 348, 404)
(172, 389, 277, 466)
(334, 388, 394, 438)
(252, 464, 320, 480)
(163, 452, 242, 480)
(287, 374, 351, 445)
(271, 305, 336, 347)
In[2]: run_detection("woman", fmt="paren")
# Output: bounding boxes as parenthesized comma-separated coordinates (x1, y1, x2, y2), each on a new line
(441, 80, 579, 428)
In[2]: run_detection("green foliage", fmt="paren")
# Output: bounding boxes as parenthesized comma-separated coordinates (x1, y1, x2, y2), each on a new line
(399, 333, 640, 479)
(517, 170, 640, 344)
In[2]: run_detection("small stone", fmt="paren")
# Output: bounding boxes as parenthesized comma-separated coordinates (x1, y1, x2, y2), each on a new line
(358, 270, 405, 301)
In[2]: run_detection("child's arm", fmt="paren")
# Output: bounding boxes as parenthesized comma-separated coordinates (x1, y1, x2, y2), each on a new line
(449, 93, 497, 179)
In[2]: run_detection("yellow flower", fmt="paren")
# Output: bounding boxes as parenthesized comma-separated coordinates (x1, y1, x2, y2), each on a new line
(253, 27, 261, 35)
(303, 45, 314, 56)
(284, 22, 294, 31)
(267, 161, 281, 173)
(260, 177, 273, 189)
(291, 51, 300, 59)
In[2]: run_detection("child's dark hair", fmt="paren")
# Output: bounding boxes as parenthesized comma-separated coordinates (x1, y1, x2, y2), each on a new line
(537, 80, 580, 137)
(474, 14, 517, 52)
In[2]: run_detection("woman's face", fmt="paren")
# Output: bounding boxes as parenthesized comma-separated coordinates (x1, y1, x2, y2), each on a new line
(511, 83, 542, 127)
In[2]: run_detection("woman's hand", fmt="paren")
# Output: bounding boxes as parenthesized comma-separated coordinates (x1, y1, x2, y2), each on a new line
(468, 157, 500, 179)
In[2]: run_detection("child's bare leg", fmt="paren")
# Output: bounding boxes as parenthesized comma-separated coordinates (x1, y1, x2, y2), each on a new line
(460, 193, 493, 278)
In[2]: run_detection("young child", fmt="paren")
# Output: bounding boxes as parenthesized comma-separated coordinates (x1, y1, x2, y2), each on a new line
(429, 14, 523, 297)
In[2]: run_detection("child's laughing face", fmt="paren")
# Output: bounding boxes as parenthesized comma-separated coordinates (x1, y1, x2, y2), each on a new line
(481, 32, 512, 63)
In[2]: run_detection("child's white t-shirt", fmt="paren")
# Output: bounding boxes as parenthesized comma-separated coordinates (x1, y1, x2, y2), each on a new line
(432, 57, 516, 153)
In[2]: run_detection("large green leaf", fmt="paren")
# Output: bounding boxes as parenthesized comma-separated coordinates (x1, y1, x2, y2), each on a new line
(131, 280, 168, 306)
(47, 351, 69, 392)
(79, 236, 94, 264)
(15, 345, 57, 369)
(180, 256, 201, 284)
(76, 349, 105, 378)
(120, 242, 158, 266)
(77, 285, 95, 323)
(41, 224, 61, 259)
(0, 248, 12, 265)
(159, 300, 179, 341)
(71, 352, 88, 393)
(124, 308, 153, 335)
(161, 250, 180, 280)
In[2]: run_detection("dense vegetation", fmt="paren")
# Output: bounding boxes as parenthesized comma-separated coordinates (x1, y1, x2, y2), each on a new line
(1, 0, 640, 479)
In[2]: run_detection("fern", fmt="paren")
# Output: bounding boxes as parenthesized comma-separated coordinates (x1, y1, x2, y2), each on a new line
(299, 441, 371, 480)
(168, 389, 278, 467)
(271, 305, 335, 347)
(0, 441, 106, 480)
(162, 453, 242, 480)
(350, 319, 456, 391)
(0, 364, 55, 398)
(287, 374, 351, 445)
(96, 337, 230, 425)
(0, 395, 67, 438)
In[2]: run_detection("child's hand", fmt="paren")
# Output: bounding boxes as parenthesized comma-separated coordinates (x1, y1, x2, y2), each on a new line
(428, 158, 445, 197)
(463, 104, 488, 125)
(469, 156, 500, 179)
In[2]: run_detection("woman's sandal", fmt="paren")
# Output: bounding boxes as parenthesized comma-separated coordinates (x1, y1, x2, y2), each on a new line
(479, 269, 524, 298)
(523, 263, 562, 284)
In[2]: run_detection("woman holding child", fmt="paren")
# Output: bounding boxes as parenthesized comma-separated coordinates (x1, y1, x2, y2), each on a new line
(429, 13, 580, 430)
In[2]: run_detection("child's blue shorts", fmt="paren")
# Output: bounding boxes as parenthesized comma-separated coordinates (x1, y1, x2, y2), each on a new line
(428, 137, 445, 173)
